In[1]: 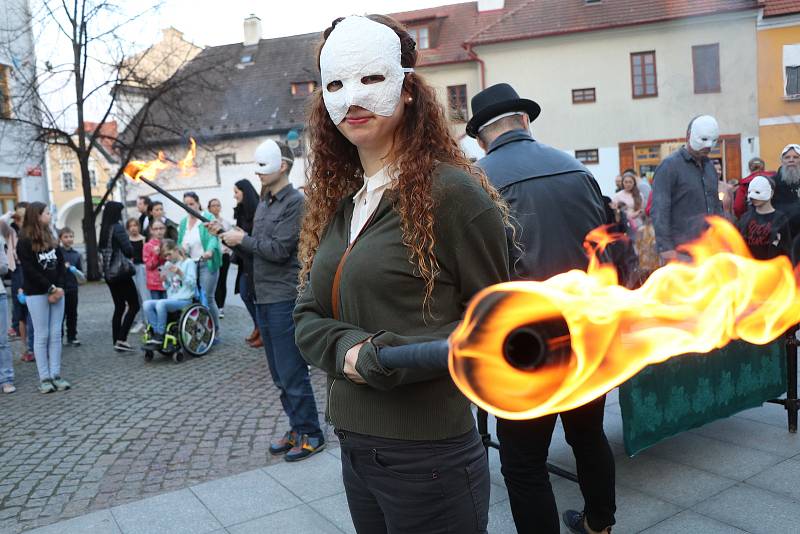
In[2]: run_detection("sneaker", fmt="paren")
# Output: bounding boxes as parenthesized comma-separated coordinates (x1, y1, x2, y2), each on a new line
(219, 308, 225, 319)
(114, 340, 135, 352)
(269, 430, 298, 455)
(144, 335, 163, 350)
(2, 383, 16, 394)
(285, 434, 325, 462)
(21, 352, 34, 362)
(562, 510, 611, 534)
(39, 380, 56, 394)
(7, 328, 18, 339)
(52, 377, 71, 391)
(129, 322, 144, 334)
(69, 339, 81, 347)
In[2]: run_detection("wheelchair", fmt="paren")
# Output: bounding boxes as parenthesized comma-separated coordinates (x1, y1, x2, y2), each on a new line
(142, 287, 216, 364)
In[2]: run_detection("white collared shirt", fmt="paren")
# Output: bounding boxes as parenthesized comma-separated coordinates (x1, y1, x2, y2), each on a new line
(350, 167, 394, 243)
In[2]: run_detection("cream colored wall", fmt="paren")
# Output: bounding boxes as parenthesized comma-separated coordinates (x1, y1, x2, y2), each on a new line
(474, 12, 760, 155)
(417, 63, 481, 120)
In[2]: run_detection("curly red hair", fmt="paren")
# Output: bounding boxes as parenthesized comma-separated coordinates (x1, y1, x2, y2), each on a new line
(299, 14, 508, 312)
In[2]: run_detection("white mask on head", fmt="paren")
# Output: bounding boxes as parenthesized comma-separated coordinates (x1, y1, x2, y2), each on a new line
(254, 139, 291, 174)
(320, 16, 413, 125)
(688, 115, 719, 152)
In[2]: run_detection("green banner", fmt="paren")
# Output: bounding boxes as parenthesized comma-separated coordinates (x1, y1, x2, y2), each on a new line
(619, 339, 787, 456)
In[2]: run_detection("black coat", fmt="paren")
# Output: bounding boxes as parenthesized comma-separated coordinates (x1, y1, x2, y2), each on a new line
(770, 167, 800, 238)
(478, 129, 606, 281)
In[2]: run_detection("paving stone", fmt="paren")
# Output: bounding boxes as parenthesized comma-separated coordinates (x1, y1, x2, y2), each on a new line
(643, 431, 784, 480)
(26, 510, 121, 534)
(640, 510, 747, 533)
(693, 483, 800, 534)
(191, 469, 301, 527)
(226, 504, 342, 534)
(111, 489, 222, 534)
(263, 449, 344, 502)
(307, 492, 356, 534)
(745, 458, 800, 501)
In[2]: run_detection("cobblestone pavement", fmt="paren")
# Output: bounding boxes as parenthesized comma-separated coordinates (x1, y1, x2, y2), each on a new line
(0, 282, 335, 533)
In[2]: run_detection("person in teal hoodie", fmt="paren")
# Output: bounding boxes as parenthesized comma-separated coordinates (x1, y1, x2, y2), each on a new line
(177, 192, 222, 338)
(143, 239, 197, 348)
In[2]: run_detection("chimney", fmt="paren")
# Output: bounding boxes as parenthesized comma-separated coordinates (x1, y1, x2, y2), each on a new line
(478, 0, 504, 11)
(243, 14, 262, 46)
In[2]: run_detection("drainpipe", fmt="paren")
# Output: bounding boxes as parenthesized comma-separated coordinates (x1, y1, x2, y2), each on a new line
(464, 43, 486, 90)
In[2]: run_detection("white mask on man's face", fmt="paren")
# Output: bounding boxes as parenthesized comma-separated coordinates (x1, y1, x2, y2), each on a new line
(320, 16, 413, 125)
(688, 115, 719, 152)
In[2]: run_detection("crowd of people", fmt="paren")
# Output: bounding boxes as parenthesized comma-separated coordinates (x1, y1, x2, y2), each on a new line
(607, 133, 800, 287)
(3, 12, 800, 534)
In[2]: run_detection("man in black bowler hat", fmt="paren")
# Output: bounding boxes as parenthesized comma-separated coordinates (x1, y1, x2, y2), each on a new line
(470, 83, 616, 534)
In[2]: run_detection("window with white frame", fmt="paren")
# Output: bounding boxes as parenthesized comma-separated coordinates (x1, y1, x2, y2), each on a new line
(785, 44, 800, 98)
(61, 169, 75, 191)
(89, 162, 97, 188)
(408, 27, 430, 49)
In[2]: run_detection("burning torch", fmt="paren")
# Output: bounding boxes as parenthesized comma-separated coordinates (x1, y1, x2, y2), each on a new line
(122, 139, 209, 223)
(376, 218, 800, 421)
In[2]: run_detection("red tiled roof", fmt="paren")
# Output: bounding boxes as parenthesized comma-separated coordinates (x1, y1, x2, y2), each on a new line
(389, 1, 524, 66)
(763, 0, 800, 17)
(80, 121, 118, 154)
(468, 0, 759, 45)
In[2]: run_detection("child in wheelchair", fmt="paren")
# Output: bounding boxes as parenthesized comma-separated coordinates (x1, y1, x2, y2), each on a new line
(142, 239, 197, 350)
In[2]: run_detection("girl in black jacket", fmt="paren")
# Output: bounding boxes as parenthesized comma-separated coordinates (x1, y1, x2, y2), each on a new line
(16, 202, 68, 393)
(100, 201, 139, 352)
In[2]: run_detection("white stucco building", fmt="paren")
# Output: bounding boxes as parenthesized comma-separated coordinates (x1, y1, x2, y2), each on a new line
(0, 0, 49, 209)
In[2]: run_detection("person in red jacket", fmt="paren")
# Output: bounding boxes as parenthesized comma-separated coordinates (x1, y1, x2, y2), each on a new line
(143, 221, 167, 299)
(734, 157, 775, 219)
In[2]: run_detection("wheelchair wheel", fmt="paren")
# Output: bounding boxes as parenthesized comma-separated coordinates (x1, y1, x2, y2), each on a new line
(144, 350, 154, 362)
(178, 303, 215, 357)
(172, 351, 185, 364)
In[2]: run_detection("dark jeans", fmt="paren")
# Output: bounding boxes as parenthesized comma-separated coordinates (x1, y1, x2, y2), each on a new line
(215, 253, 230, 309)
(62, 289, 78, 341)
(239, 271, 257, 328)
(338, 427, 490, 534)
(107, 278, 140, 343)
(497, 396, 616, 533)
(255, 300, 321, 436)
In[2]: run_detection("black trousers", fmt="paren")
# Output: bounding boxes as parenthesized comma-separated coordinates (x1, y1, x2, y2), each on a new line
(62, 289, 78, 340)
(497, 396, 616, 533)
(215, 253, 230, 309)
(107, 278, 140, 343)
(338, 427, 490, 534)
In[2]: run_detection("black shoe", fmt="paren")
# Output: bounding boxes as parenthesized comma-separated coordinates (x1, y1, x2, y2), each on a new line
(284, 434, 325, 462)
(269, 430, 298, 455)
(562, 510, 611, 534)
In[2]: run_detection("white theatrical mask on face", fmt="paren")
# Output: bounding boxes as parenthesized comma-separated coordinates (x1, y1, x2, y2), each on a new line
(688, 115, 719, 152)
(320, 16, 413, 125)
(254, 139, 282, 174)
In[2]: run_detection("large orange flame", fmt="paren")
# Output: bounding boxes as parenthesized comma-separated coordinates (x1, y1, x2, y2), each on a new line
(123, 138, 196, 181)
(449, 217, 800, 420)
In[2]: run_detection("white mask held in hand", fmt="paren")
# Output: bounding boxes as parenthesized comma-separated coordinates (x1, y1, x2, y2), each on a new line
(688, 115, 719, 152)
(320, 16, 413, 125)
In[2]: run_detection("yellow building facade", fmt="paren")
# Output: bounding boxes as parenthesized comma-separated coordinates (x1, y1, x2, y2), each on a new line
(46, 143, 115, 242)
(757, 8, 800, 169)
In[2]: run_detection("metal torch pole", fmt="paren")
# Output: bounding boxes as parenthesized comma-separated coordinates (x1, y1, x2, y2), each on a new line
(136, 175, 209, 223)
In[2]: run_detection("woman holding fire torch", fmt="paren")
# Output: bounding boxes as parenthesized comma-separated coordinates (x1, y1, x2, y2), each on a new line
(292, 15, 510, 532)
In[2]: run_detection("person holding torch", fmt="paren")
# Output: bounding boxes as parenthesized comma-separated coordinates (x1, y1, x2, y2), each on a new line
(291, 15, 510, 532)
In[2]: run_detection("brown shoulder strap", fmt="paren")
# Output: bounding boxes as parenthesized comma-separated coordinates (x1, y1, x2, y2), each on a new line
(331, 209, 378, 321)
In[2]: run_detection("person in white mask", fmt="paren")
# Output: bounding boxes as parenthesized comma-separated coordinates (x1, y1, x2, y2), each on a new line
(293, 14, 510, 533)
(651, 115, 724, 261)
